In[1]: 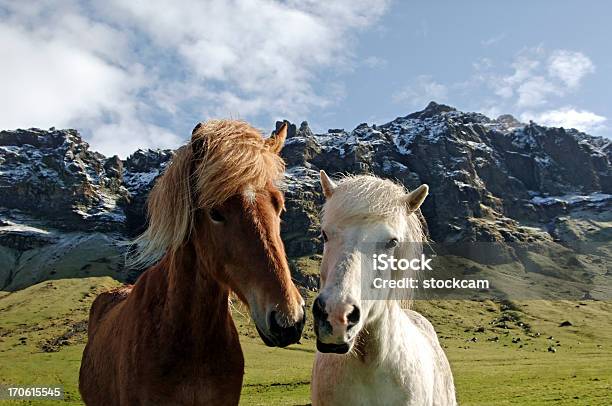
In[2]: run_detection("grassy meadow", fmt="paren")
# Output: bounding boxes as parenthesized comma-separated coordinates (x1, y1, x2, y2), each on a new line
(0, 277, 610, 405)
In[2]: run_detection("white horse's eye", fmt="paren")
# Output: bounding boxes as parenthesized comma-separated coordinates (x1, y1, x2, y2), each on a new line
(320, 230, 329, 243)
(385, 238, 399, 249)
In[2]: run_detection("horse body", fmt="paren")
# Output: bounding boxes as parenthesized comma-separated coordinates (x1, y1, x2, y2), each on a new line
(312, 305, 455, 406)
(80, 121, 304, 405)
(81, 249, 244, 406)
(311, 172, 456, 406)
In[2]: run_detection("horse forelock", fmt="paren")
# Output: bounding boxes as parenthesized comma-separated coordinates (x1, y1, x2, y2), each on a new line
(191, 120, 285, 208)
(129, 119, 285, 269)
(322, 175, 426, 241)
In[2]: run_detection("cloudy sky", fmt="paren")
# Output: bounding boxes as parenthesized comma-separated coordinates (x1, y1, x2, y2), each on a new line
(1, 0, 609, 157)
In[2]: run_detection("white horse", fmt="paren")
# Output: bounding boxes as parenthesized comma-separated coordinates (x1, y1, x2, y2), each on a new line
(311, 171, 456, 406)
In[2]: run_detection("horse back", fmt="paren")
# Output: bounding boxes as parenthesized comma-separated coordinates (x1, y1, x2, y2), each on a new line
(87, 285, 133, 336)
(80, 285, 133, 405)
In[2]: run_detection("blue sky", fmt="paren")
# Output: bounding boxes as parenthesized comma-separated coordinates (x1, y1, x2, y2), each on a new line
(335, 1, 611, 132)
(1, 1, 609, 157)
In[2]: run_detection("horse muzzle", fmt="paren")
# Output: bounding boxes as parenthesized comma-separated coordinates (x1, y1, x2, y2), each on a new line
(256, 307, 306, 347)
(312, 295, 361, 354)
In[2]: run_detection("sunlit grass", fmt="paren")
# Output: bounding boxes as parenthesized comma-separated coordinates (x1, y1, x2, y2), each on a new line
(0, 278, 610, 405)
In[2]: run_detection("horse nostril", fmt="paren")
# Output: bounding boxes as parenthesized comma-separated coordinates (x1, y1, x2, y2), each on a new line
(313, 296, 327, 320)
(269, 310, 282, 335)
(347, 305, 360, 329)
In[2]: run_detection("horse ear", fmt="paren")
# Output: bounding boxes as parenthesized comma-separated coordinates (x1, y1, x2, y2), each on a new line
(266, 122, 287, 154)
(191, 122, 203, 136)
(319, 170, 337, 199)
(404, 184, 429, 212)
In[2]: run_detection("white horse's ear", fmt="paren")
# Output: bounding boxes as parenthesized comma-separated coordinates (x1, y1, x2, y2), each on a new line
(319, 170, 337, 199)
(266, 122, 287, 154)
(405, 184, 429, 212)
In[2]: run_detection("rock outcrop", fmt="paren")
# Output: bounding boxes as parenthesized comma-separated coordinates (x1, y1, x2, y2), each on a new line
(278, 102, 611, 254)
(1, 103, 610, 292)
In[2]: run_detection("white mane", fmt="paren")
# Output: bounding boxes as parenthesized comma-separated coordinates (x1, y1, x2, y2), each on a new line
(321, 175, 426, 244)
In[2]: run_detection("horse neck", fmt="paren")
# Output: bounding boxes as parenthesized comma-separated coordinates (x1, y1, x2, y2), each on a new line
(357, 300, 404, 363)
(161, 242, 233, 343)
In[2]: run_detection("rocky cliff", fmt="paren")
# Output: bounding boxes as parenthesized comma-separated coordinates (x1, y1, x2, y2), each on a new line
(278, 102, 611, 256)
(1, 102, 610, 292)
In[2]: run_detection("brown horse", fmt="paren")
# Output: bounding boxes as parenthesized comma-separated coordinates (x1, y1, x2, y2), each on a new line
(79, 120, 305, 405)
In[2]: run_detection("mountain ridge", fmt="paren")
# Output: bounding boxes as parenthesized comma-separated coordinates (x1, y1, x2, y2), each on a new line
(1, 102, 610, 292)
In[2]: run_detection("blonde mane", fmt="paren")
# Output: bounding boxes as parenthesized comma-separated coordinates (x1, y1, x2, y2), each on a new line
(130, 120, 285, 268)
(321, 175, 426, 244)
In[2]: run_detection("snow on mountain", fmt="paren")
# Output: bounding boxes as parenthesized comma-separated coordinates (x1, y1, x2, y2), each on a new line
(1, 102, 610, 289)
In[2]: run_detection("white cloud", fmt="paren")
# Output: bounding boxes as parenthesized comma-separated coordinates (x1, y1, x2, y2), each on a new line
(0, 23, 126, 129)
(89, 120, 182, 158)
(466, 47, 605, 134)
(474, 48, 596, 110)
(548, 50, 595, 88)
(97, 0, 389, 124)
(516, 76, 561, 108)
(392, 75, 448, 108)
(521, 107, 606, 134)
(0, 17, 179, 157)
(0, 0, 390, 157)
(504, 53, 541, 86)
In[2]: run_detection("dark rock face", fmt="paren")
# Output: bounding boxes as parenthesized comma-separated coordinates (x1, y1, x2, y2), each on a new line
(277, 102, 611, 254)
(1, 103, 610, 271)
(0, 128, 128, 231)
(0, 225, 57, 250)
(122, 149, 173, 236)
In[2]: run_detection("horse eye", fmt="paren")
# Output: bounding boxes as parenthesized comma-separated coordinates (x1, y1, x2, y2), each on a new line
(321, 230, 328, 243)
(209, 208, 225, 223)
(385, 238, 399, 249)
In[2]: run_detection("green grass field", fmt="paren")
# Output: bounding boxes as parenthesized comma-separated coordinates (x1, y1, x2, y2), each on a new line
(0, 278, 610, 405)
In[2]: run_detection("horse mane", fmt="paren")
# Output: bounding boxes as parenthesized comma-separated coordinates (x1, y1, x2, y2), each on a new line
(130, 120, 285, 268)
(321, 174, 426, 243)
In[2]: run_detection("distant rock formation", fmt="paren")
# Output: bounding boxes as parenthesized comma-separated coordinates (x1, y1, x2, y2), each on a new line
(1, 102, 610, 291)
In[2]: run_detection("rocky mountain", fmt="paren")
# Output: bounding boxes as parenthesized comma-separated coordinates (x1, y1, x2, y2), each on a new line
(279, 102, 611, 255)
(1, 102, 610, 295)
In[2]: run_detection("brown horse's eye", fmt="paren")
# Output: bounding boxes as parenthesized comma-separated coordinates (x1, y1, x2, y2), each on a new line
(270, 191, 284, 214)
(209, 209, 225, 223)
(321, 230, 328, 243)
